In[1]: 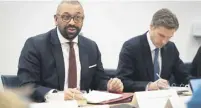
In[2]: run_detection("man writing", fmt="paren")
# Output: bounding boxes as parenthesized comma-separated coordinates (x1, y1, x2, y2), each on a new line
(117, 8, 190, 92)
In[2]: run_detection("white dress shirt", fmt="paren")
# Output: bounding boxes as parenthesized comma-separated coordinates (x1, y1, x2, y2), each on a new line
(45, 28, 81, 101)
(146, 31, 162, 90)
(57, 28, 81, 89)
(147, 32, 162, 76)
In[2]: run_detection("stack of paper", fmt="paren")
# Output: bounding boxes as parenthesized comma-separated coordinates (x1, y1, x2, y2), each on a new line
(82, 105, 110, 108)
(83, 91, 122, 103)
(30, 100, 78, 108)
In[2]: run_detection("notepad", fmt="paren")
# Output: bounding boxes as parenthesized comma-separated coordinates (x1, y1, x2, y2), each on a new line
(83, 91, 122, 103)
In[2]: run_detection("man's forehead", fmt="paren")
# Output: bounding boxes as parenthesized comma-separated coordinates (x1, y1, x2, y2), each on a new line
(58, 3, 84, 15)
(156, 27, 175, 37)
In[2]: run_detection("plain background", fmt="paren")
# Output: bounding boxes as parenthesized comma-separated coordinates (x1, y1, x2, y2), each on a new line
(0, 0, 201, 89)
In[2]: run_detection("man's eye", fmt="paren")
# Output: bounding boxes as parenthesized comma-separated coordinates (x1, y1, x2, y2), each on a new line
(63, 15, 71, 19)
(75, 16, 81, 19)
(160, 35, 165, 38)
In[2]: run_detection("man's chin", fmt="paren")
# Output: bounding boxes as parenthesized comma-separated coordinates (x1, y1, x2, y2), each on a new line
(66, 34, 77, 40)
(155, 44, 162, 48)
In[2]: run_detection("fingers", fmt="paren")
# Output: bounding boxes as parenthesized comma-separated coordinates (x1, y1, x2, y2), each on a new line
(114, 84, 124, 93)
(110, 78, 118, 89)
(64, 89, 73, 100)
(69, 88, 82, 94)
(107, 78, 123, 93)
(112, 78, 122, 90)
(74, 93, 84, 100)
(148, 82, 158, 90)
(157, 79, 169, 89)
(64, 88, 84, 100)
(107, 78, 113, 90)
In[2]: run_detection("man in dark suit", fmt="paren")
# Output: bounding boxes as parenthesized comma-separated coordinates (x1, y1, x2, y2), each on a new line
(17, 0, 123, 102)
(117, 8, 190, 92)
(191, 46, 201, 77)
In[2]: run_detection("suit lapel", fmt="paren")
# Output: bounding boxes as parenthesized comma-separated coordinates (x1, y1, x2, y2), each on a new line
(50, 29, 65, 90)
(78, 36, 88, 90)
(141, 34, 154, 81)
(161, 46, 167, 77)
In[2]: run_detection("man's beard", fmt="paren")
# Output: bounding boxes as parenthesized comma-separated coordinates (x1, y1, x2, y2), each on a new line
(59, 25, 81, 40)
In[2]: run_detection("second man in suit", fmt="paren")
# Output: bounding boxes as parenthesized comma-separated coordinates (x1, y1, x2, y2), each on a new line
(117, 8, 190, 92)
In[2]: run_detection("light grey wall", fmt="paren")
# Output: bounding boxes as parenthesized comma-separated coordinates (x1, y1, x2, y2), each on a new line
(0, 1, 201, 89)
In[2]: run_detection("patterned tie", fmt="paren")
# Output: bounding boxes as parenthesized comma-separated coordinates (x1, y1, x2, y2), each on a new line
(68, 42, 77, 88)
(154, 48, 160, 81)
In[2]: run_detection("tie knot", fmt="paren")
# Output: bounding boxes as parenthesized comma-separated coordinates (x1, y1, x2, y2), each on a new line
(154, 48, 159, 57)
(154, 48, 159, 53)
(68, 42, 74, 48)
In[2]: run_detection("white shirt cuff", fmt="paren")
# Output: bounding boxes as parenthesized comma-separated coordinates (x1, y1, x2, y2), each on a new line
(146, 82, 152, 91)
(44, 89, 57, 102)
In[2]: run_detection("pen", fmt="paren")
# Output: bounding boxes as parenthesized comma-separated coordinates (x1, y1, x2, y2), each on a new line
(156, 73, 170, 89)
(156, 73, 161, 79)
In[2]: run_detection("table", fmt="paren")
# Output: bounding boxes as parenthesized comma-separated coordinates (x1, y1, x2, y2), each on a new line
(30, 93, 192, 108)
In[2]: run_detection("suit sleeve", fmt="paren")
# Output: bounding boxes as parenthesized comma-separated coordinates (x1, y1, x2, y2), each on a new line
(172, 43, 191, 85)
(117, 42, 149, 92)
(17, 38, 52, 102)
(90, 42, 109, 91)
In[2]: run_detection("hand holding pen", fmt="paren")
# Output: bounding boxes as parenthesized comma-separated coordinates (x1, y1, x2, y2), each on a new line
(156, 73, 170, 90)
(148, 73, 170, 90)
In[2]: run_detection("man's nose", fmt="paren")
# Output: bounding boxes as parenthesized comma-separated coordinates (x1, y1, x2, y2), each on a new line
(68, 18, 75, 25)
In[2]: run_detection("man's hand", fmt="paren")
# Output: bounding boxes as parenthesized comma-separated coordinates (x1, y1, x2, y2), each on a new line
(148, 79, 169, 90)
(64, 88, 85, 100)
(107, 78, 124, 93)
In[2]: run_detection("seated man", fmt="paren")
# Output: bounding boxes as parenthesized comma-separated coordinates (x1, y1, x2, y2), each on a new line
(117, 8, 191, 92)
(17, 0, 123, 102)
(191, 46, 201, 77)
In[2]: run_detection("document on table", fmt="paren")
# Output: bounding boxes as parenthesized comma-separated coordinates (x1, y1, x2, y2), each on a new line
(82, 105, 110, 108)
(83, 90, 122, 103)
(30, 100, 78, 108)
(42, 90, 122, 104)
(169, 87, 189, 93)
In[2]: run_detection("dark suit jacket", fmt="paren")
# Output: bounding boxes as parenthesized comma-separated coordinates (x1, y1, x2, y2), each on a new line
(17, 28, 108, 102)
(117, 32, 190, 92)
(191, 46, 201, 77)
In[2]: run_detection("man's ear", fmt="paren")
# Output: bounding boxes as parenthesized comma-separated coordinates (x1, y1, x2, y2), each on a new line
(150, 24, 154, 30)
(54, 15, 58, 26)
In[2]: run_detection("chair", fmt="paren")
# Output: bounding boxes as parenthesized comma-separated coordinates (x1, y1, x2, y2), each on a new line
(1, 75, 21, 88)
(104, 69, 117, 78)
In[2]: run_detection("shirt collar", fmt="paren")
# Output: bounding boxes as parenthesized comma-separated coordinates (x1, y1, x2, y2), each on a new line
(57, 27, 78, 44)
(147, 31, 157, 52)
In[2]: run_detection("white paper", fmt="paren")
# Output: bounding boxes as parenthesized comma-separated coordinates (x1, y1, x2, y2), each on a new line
(82, 105, 110, 108)
(83, 90, 122, 103)
(30, 100, 78, 108)
(169, 87, 189, 92)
